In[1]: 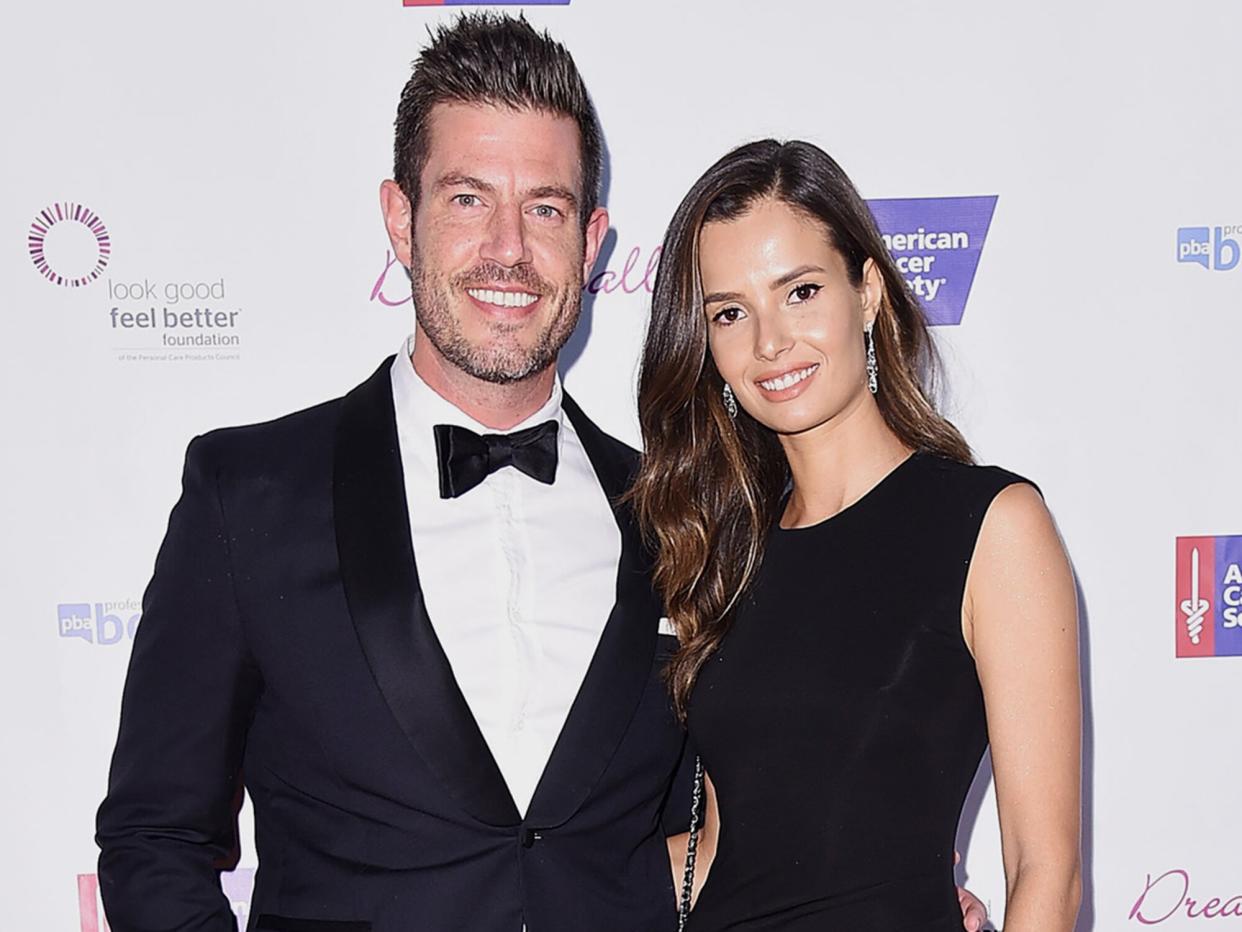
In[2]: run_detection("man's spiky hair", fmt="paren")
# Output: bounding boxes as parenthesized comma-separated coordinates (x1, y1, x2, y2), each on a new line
(393, 13, 603, 228)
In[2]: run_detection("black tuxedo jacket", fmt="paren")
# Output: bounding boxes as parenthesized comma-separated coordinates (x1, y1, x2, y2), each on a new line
(97, 359, 691, 932)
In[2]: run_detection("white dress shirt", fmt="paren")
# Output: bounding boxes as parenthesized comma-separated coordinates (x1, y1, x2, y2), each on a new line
(390, 338, 622, 816)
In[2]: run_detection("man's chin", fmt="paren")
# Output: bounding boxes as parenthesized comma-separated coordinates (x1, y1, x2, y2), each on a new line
(452, 342, 558, 386)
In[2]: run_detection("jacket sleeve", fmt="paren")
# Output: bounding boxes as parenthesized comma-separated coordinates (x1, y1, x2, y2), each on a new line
(659, 734, 698, 838)
(96, 435, 262, 932)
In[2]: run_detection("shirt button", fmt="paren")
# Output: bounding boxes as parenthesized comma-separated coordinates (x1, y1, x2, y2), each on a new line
(521, 828, 541, 848)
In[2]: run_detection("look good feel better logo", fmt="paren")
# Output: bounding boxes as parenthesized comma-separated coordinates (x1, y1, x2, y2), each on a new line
(29, 195, 245, 364)
(1176, 536, 1242, 658)
(866, 196, 998, 326)
(28, 202, 111, 287)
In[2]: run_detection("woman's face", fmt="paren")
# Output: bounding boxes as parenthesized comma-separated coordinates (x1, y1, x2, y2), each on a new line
(699, 198, 881, 437)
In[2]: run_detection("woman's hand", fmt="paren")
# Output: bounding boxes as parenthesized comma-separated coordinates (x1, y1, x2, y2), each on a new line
(955, 850, 989, 931)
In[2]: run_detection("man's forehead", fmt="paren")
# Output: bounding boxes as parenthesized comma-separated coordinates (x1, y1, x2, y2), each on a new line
(422, 101, 582, 180)
(427, 99, 569, 122)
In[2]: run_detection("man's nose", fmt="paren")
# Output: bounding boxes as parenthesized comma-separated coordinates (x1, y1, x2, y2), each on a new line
(479, 204, 531, 267)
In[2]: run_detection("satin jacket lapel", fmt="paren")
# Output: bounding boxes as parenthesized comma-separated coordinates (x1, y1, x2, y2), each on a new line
(333, 357, 520, 827)
(525, 394, 664, 828)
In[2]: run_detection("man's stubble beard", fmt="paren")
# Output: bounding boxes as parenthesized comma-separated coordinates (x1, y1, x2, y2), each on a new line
(410, 244, 583, 385)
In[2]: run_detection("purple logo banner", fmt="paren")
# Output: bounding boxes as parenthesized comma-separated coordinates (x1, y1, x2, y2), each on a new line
(1216, 535, 1242, 657)
(867, 196, 998, 326)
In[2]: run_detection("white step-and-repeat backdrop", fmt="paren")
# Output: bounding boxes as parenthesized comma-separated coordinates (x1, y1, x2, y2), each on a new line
(2, 1, 1238, 929)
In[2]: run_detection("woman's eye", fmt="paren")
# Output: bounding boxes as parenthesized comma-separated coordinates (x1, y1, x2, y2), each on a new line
(790, 283, 821, 303)
(712, 306, 744, 324)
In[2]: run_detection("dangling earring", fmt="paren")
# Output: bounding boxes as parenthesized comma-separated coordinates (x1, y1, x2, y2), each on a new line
(864, 322, 879, 395)
(722, 383, 738, 419)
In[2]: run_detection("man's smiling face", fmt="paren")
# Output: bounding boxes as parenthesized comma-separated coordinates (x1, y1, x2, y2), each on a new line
(405, 101, 607, 385)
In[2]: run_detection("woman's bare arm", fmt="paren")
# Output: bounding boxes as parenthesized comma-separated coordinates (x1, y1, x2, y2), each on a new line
(965, 483, 1083, 931)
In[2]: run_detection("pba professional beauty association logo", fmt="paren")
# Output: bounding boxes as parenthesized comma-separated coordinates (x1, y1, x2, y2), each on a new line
(28, 202, 111, 287)
(1175, 536, 1242, 658)
(57, 600, 141, 647)
(867, 196, 998, 326)
(1177, 225, 1240, 271)
(78, 869, 255, 931)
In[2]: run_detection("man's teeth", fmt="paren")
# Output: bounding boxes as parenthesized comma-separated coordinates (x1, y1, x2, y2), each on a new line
(467, 288, 538, 308)
(759, 365, 818, 391)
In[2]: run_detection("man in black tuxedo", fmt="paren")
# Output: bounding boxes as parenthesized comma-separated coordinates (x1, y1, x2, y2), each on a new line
(97, 16, 689, 932)
(97, 13, 988, 932)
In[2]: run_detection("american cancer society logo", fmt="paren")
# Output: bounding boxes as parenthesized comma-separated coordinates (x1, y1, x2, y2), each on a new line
(867, 196, 997, 326)
(1176, 535, 1242, 658)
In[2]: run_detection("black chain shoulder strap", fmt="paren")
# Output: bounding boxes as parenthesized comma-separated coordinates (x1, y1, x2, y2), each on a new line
(676, 755, 705, 930)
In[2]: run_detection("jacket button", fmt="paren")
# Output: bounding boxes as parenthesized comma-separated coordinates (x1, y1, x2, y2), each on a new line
(521, 828, 542, 848)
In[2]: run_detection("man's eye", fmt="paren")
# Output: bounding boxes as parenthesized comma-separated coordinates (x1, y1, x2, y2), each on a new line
(532, 204, 562, 219)
(790, 283, 821, 303)
(712, 306, 744, 324)
(453, 194, 480, 208)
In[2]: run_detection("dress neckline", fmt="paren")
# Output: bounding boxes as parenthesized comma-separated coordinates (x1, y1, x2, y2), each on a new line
(775, 450, 923, 534)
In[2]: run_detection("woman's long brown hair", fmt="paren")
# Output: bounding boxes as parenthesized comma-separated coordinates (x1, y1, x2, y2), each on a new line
(630, 140, 973, 721)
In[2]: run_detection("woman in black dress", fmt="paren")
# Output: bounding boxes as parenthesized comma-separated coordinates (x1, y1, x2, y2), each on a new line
(632, 141, 1081, 931)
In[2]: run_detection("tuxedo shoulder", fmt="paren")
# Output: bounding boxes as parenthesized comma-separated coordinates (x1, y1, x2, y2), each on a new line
(583, 419, 639, 468)
(562, 394, 639, 468)
(186, 394, 344, 476)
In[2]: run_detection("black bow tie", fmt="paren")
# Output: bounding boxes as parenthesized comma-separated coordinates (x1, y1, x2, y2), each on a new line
(433, 421, 560, 499)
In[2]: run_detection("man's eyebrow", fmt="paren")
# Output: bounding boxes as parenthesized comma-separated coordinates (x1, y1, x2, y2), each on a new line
(525, 185, 579, 209)
(435, 172, 496, 193)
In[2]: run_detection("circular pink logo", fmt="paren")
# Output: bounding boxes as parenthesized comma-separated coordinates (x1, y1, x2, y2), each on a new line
(28, 202, 111, 287)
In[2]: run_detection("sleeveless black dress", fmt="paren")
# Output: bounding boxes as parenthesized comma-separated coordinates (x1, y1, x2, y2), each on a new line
(686, 452, 1031, 931)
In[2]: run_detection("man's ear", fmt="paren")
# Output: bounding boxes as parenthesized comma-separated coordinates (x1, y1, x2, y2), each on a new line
(582, 206, 610, 280)
(380, 179, 414, 269)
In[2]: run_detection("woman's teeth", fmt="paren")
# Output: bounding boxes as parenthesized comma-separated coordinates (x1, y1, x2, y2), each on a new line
(758, 364, 819, 392)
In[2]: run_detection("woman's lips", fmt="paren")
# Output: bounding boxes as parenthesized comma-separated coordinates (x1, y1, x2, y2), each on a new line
(754, 363, 820, 400)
